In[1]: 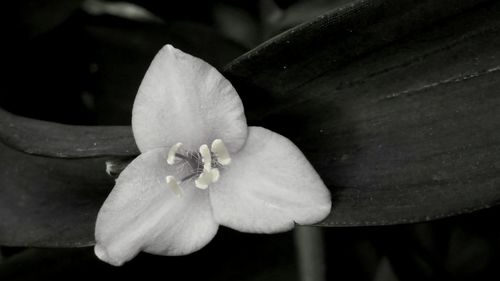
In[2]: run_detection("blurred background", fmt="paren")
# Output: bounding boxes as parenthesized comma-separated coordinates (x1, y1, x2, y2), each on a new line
(5, 0, 349, 126)
(3, 0, 500, 280)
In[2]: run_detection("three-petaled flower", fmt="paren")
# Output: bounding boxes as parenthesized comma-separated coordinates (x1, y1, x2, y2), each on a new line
(94, 45, 331, 266)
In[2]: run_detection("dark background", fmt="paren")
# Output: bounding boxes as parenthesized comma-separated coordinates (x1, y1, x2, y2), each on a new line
(2, 0, 500, 280)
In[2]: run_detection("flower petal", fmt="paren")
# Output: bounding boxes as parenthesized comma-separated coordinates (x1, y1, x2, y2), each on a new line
(132, 45, 247, 153)
(209, 126, 331, 233)
(94, 148, 218, 266)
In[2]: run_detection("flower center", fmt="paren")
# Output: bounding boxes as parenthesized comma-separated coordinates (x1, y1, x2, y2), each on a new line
(164, 139, 231, 197)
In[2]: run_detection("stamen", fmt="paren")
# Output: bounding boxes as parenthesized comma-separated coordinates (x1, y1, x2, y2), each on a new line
(180, 173, 198, 182)
(211, 139, 231, 165)
(194, 168, 220, 189)
(199, 144, 212, 171)
(195, 171, 210, 189)
(174, 153, 190, 161)
(165, 176, 182, 197)
(167, 142, 183, 165)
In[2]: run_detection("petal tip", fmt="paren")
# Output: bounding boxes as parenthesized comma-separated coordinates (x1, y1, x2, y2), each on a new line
(160, 44, 185, 60)
(162, 44, 175, 52)
(94, 244, 124, 267)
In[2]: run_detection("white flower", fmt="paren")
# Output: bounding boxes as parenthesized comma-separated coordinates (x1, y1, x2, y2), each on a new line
(94, 45, 331, 266)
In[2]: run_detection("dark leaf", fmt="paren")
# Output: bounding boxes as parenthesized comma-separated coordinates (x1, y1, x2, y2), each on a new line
(0, 140, 111, 246)
(0, 108, 138, 158)
(260, 0, 355, 39)
(224, 0, 500, 225)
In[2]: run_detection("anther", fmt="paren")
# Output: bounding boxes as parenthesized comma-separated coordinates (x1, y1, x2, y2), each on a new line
(167, 142, 183, 165)
(211, 139, 231, 165)
(195, 168, 220, 189)
(165, 176, 182, 197)
(195, 172, 210, 189)
(199, 144, 212, 171)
